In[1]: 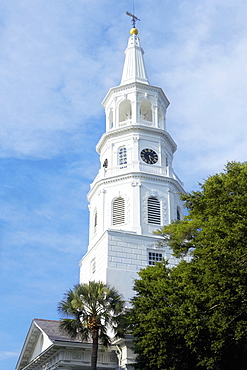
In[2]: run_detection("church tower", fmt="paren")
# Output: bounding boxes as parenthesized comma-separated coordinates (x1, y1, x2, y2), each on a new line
(79, 26, 185, 302)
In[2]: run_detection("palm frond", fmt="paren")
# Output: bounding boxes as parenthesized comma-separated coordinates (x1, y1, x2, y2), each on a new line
(58, 281, 127, 346)
(60, 318, 90, 341)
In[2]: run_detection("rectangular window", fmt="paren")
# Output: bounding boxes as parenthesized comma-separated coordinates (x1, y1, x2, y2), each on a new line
(148, 252, 163, 265)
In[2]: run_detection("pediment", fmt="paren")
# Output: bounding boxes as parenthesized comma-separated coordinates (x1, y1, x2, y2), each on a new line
(16, 319, 54, 369)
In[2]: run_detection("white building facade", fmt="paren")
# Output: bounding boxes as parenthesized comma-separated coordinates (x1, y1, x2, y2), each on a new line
(79, 27, 185, 303)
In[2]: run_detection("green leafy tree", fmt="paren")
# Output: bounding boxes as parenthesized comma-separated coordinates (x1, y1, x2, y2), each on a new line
(129, 261, 198, 370)
(58, 281, 126, 370)
(130, 162, 247, 369)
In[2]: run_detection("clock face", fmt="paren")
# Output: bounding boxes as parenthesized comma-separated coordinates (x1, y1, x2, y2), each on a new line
(140, 148, 158, 164)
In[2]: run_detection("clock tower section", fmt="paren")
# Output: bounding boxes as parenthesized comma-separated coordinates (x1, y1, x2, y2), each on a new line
(79, 28, 185, 302)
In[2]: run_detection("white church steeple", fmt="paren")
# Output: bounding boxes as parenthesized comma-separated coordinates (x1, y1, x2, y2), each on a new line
(80, 26, 185, 304)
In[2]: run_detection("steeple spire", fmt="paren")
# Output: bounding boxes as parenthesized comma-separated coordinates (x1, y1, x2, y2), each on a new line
(120, 27, 149, 86)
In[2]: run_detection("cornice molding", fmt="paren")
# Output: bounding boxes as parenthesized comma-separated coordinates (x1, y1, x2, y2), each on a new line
(102, 82, 169, 108)
(96, 124, 177, 153)
(87, 172, 185, 201)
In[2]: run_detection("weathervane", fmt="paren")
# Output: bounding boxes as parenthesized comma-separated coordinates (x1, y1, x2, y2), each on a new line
(126, 11, 140, 28)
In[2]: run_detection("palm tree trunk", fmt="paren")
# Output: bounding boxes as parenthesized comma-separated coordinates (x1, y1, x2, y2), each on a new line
(91, 329, 99, 370)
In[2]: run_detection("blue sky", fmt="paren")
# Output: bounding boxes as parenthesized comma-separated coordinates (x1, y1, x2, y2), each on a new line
(1, 1, 247, 369)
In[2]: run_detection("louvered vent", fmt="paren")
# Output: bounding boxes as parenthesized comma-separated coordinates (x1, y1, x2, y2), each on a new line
(113, 197, 125, 225)
(148, 196, 161, 224)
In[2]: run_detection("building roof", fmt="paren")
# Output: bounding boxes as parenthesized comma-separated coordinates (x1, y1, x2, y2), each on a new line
(16, 318, 122, 370)
(16, 318, 83, 370)
(34, 318, 82, 343)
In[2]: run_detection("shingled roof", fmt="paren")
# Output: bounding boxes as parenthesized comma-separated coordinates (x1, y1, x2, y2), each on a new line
(34, 318, 82, 343)
(15, 318, 85, 370)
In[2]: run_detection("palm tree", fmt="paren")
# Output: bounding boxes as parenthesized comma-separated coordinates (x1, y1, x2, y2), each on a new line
(57, 281, 126, 370)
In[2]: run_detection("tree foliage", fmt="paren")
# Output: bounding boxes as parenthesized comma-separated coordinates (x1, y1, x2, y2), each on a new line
(130, 162, 247, 369)
(58, 281, 126, 370)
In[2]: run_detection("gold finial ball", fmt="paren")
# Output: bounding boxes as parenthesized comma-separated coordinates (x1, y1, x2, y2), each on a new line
(130, 28, 138, 35)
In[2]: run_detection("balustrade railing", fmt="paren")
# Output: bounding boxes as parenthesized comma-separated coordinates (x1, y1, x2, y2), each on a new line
(117, 119, 155, 128)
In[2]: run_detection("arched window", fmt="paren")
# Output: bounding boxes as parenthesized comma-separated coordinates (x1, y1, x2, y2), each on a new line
(119, 100, 132, 123)
(140, 99, 152, 122)
(177, 206, 181, 221)
(118, 146, 127, 168)
(148, 196, 161, 225)
(112, 197, 125, 225)
(93, 209, 97, 234)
